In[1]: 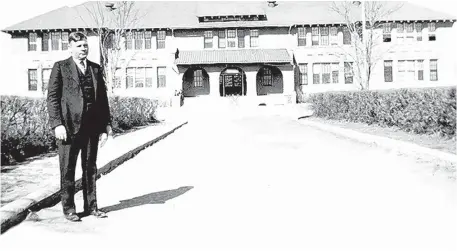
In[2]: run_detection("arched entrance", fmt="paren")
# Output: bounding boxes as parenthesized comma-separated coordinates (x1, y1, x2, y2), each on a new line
(182, 67, 210, 97)
(256, 66, 283, 95)
(219, 67, 247, 96)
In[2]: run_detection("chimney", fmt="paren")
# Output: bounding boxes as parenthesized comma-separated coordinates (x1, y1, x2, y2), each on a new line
(267, 1, 278, 8)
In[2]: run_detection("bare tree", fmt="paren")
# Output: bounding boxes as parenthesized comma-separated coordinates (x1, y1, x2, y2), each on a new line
(80, 1, 142, 93)
(330, 1, 403, 90)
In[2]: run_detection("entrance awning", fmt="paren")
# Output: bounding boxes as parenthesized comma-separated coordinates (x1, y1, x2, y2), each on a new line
(175, 49, 292, 65)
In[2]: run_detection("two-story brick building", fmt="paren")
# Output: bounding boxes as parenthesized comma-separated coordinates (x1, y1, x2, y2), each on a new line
(1, 1, 456, 105)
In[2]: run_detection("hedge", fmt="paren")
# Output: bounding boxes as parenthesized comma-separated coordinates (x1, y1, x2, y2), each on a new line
(1, 95, 160, 165)
(303, 87, 456, 138)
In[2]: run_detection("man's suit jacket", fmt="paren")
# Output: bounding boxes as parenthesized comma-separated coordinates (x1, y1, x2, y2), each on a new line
(47, 57, 111, 136)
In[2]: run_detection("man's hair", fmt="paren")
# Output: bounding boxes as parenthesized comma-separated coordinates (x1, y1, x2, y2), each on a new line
(68, 32, 87, 43)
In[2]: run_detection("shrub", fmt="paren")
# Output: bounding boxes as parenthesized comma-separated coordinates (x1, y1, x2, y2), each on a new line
(1, 95, 159, 165)
(304, 87, 456, 138)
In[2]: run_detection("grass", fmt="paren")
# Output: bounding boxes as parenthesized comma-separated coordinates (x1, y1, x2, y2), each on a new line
(306, 117, 456, 155)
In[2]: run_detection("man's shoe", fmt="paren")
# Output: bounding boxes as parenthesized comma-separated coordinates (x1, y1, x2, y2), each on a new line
(64, 213, 81, 222)
(89, 210, 107, 218)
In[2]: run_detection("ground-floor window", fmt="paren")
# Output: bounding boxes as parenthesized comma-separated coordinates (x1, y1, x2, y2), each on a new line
(259, 67, 272, 86)
(299, 64, 308, 85)
(41, 68, 52, 94)
(313, 63, 339, 84)
(157, 67, 167, 88)
(126, 67, 153, 88)
(194, 69, 204, 87)
(344, 62, 354, 84)
(430, 59, 438, 81)
(384, 60, 393, 82)
(28, 69, 37, 91)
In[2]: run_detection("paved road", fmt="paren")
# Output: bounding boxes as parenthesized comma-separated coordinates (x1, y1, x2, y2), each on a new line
(1, 110, 456, 251)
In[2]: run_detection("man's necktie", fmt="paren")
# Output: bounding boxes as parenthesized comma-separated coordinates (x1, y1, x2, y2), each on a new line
(80, 60, 86, 72)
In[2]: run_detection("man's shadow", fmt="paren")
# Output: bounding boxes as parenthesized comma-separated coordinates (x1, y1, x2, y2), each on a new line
(99, 186, 194, 213)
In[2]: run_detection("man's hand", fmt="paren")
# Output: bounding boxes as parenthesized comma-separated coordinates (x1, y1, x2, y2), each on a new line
(54, 125, 67, 141)
(99, 125, 112, 147)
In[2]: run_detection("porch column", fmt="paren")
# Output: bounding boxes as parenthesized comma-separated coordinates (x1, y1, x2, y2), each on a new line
(245, 71, 257, 97)
(208, 71, 220, 97)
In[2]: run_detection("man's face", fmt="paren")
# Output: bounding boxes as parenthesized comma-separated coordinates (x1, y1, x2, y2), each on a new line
(70, 39, 89, 60)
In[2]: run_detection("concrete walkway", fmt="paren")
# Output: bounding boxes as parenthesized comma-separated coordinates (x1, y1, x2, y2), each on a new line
(0, 110, 455, 251)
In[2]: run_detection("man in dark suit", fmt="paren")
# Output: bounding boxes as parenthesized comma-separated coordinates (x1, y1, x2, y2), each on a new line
(47, 32, 112, 222)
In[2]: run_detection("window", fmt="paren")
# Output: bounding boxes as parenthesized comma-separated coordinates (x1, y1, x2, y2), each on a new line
(218, 30, 226, 48)
(313, 63, 320, 84)
(157, 30, 166, 49)
(237, 30, 245, 48)
(42, 33, 49, 51)
(157, 67, 166, 88)
(145, 31, 152, 49)
(396, 23, 404, 43)
(344, 62, 354, 84)
(405, 23, 414, 43)
(227, 30, 236, 47)
(61, 32, 69, 50)
(260, 67, 272, 86)
(343, 26, 351, 45)
(135, 67, 145, 87)
(145, 67, 153, 87)
(28, 69, 38, 91)
(415, 23, 423, 41)
(416, 60, 424, 81)
(428, 22, 436, 41)
(134, 31, 143, 50)
(51, 32, 60, 51)
(194, 69, 204, 87)
(330, 27, 338, 45)
(41, 68, 52, 93)
(28, 33, 37, 51)
(383, 23, 392, 42)
(126, 68, 134, 88)
(298, 64, 308, 85)
(312, 27, 319, 46)
(430, 59, 438, 81)
(126, 31, 133, 50)
(384, 60, 393, 82)
(298, 27, 306, 46)
(331, 63, 339, 83)
(397, 60, 405, 82)
(204, 31, 213, 48)
(250, 30, 259, 47)
(322, 63, 331, 84)
(406, 60, 415, 79)
(320, 27, 329, 46)
(114, 68, 122, 89)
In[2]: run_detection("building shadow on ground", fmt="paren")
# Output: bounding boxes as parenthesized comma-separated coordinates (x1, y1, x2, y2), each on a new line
(99, 186, 194, 213)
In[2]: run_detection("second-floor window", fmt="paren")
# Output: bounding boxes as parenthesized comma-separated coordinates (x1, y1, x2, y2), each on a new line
(28, 33, 37, 51)
(312, 27, 319, 46)
(383, 23, 392, 42)
(218, 30, 226, 48)
(237, 30, 245, 48)
(28, 69, 37, 91)
(227, 30, 236, 47)
(204, 31, 213, 48)
(42, 32, 69, 51)
(126, 30, 161, 50)
(343, 26, 351, 45)
(250, 29, 259, 47)
(428, 23, 436, 41)
(157, 30, 166, 49)
(330, 27, 338, 45)
(297, 27, 306, 46)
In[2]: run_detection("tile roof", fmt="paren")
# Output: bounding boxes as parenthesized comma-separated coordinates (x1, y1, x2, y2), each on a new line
(2, 1, 455, 32)
(175, 49, 292, 65)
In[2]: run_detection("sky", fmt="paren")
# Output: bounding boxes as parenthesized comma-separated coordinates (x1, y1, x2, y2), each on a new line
(0, 0, 456, 86)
